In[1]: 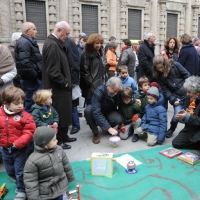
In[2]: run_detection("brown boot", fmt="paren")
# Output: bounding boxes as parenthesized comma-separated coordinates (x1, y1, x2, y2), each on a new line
(92, 134, 100, 144)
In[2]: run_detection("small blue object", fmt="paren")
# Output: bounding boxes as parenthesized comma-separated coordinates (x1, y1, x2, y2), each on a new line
(125, 168, 138, 174)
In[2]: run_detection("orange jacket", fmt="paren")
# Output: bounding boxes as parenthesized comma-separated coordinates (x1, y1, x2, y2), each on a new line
(106, 49, 118, 71)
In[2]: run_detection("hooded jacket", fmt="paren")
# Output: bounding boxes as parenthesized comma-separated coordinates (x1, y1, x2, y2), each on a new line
(24, 145, 75, 200)
(141, 94, 167, 143)
(31, 104, 59, 127)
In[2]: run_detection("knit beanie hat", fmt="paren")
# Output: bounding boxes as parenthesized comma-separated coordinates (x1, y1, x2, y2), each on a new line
(146, 86, 159, 100)
(34, 126, 56, 147)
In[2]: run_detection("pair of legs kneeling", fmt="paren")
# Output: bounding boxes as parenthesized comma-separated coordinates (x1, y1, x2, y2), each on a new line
(119, 118, 159, 146)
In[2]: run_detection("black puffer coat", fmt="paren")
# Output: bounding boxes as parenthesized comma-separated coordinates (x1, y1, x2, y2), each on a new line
(15, 34, 42, 80)
(157, 62, 190, 105)
(80, 44, 104, 99)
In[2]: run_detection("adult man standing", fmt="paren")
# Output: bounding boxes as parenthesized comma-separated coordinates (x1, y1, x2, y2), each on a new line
(15, 22, 42, 113)
(42, 21, 76, 149)
(118, 39, 136, 78)
(137, 30, 156, 82)
(84, 77, 122, 144)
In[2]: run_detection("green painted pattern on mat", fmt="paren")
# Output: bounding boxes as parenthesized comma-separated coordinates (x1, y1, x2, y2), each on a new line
(69, 146, 200, 200)
(1, 146, 200, 200)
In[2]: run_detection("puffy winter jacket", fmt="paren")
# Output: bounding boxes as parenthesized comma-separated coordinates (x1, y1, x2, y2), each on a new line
(141, 95, 167, 143)
(24, 145, 75, 200)
(15, 34, 42, 80)
(0, 106, 36, 148)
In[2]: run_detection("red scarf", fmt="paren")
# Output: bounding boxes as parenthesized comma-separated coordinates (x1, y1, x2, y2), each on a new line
(187, 94, 200, 115)
(121, 45, 129, 53)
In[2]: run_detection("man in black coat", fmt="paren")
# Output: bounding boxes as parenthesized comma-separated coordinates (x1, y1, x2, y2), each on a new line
(64, 38, 81, 134)
(137, 30, 156, 82)
(15, 22, 42, 113)
(42, 21, 76, 149)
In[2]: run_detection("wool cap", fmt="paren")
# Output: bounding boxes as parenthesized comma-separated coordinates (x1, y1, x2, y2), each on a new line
(147, 86, 159, 99)
(34, 126, 56, 147)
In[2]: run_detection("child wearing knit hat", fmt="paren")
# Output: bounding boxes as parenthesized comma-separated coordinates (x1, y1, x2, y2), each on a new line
(24, 127, 75, 200)
(135, 85, 167, 146)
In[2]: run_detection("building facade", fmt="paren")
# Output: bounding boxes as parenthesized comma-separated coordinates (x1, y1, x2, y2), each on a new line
(0, 0, 200, 54)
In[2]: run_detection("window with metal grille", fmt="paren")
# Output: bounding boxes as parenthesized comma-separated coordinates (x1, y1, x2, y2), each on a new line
(166, 13, 178, 38)
(128, 9, 142, 40)
(82, 4, 98, 36)
(25, 0, 47, 40)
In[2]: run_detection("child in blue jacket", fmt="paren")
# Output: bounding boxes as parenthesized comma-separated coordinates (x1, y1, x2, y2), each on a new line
(135, 86, 167, 146)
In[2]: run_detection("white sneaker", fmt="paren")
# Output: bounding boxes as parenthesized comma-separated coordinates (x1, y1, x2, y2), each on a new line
(14, 192, 26, 200)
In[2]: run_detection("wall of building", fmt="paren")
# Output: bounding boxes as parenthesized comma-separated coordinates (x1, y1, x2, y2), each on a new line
(0, 0, 200, 54)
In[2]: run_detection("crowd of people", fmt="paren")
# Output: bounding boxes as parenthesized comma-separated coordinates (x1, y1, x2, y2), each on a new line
(0, 20, 200, 200)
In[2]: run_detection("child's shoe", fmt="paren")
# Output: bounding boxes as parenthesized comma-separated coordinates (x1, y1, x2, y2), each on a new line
(132, 134, 138, 142)
(14, 192, 26, 200)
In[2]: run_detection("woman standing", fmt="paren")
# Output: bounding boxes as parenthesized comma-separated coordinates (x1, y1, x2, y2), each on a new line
(80, 34, 104, 106)
(162, 37, 180, 61)
(178, 33, 199, 76)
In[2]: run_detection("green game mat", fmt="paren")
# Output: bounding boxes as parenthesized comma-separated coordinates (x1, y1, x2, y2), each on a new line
(1, 146, 200, 200)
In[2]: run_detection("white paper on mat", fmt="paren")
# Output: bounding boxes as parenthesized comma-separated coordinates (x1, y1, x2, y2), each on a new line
(115, 154, 142, 169)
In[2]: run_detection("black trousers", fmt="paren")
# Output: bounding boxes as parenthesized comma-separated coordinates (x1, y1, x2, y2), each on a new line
(172, 129, 200, 150)
(84, 105, 122, 135)
(57, 127, 69, 144)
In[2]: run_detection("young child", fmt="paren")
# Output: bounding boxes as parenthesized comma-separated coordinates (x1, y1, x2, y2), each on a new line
(152, 54, 190, 138)
(118, 87, 142, 141)
(118, 65, 138, 96)
(134, 76, 150, 117)
(135, 86, 167, 146)
(24, 126, 75, 200)
(31, 89, 59, 130)
(0, 86, 36, 200)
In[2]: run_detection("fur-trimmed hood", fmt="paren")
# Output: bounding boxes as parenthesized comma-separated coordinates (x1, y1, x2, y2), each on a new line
(84, 43, 103, 59)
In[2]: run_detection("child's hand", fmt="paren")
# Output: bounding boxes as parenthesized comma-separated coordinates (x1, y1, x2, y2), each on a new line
(53, 122, 58, 128)
(120, 125, 125, 133)
(174, 100, 180, 106)
(135, 99, 141, 106)
(132, 114, 139, 122)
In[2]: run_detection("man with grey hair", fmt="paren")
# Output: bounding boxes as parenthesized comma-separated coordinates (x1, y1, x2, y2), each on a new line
(15, 22, 42, 113)
(172, 76, 200, 150)
(42, 21, 76, 149)
(84, 77, 122, 144)
(137, 30, 156, 82)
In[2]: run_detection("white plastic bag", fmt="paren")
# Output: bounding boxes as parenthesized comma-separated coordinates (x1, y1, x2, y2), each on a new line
(72, 85, 82, 100)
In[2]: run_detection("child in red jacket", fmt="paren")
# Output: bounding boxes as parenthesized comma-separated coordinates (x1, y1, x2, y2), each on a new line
(0, 86, 36, 200)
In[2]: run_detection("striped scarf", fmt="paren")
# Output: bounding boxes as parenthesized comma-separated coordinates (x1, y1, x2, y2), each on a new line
(187, 95, 200, 115)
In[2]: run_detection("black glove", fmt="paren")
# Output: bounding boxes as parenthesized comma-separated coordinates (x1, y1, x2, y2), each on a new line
(0, 78, 4, 86)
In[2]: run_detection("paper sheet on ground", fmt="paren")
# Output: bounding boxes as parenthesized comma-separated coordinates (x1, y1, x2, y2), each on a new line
(115, 154, 142, 169)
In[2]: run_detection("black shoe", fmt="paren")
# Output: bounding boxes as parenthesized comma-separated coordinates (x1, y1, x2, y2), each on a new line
(64, 135, 77, 143)
(166, 129, 173, 138)
(132, 134, 138, 142)
(70, 127, 80, 134)
(59, 143, 71, 149)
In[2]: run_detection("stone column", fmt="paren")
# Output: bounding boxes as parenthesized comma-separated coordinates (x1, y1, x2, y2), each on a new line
(72, 0, 80, 38)
(100, 0, 109, 41)
(60, 0, 68, 21)
(109, 0, 117, 40)
(185, 0, 192, 34)
(143, 0, 151, 34)
(191, 0, 200, 37)
(120, 0, 127, 40)
(48, 0, 57, 33)
(159, 1, 167, 51)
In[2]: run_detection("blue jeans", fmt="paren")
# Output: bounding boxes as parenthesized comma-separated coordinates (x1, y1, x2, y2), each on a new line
(72, 106, 80, 129)
(2, 147, 27, 193)
(20, 79, 42, 113)
(172, 98, 186, 122)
